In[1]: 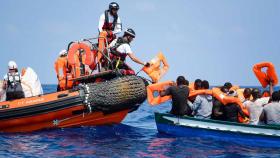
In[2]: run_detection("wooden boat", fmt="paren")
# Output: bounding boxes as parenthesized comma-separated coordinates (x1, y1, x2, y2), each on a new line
(0, 75, 147, 133)
(155, 112, 280, 147)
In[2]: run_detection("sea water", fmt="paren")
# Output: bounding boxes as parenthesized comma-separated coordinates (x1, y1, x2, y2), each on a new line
(0, 85, 280, 157)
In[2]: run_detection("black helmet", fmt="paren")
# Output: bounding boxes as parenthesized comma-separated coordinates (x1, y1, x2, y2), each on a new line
(109, 2, 119, 10)
(124, 28, 136, 38)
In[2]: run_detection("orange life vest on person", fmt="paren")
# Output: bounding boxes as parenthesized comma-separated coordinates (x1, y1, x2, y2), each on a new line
(96, 31, 109, 70)
(262, 91, 270, 98)
(188, 89, 213, 98)
(188, 82, 195, 91)
(230, 85, 240, 91)
(147, 81, 174, 105)
(143, 52, 169, 83)
(54, 56, 68, 90)
(212, 87, 249, 123)
(253, 62, 278, 88)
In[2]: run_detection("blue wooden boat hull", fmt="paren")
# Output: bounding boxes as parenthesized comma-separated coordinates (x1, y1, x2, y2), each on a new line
(155, 112, 280, 147)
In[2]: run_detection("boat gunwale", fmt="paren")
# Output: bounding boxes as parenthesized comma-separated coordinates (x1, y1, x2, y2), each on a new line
(155, 112, 280, 131)
(0, 96, 84, 120)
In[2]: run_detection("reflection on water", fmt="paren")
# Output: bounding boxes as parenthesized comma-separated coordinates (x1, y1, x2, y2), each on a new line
(1, 124, 280, 157)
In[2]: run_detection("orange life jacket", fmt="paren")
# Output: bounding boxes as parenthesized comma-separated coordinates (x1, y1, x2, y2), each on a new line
(147, 81, 174, 105)
(189, 89, 213, 98)
(253, 62, 278, 88)
(96, 31, 109, 70)
(212, 87, 249, 123)
(143, 52, 169, 83)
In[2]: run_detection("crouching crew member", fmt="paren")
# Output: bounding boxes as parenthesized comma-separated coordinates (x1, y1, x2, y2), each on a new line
(3, 61, 25, 101)
(109, 28, 148, 75)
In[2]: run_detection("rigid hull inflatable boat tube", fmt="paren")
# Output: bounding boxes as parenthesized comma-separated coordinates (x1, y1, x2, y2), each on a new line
(0, 75, 147, 132)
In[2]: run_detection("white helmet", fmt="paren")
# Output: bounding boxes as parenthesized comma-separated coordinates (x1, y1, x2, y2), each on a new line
(59, 49, 67, 56)
(8, 61, 18, 70)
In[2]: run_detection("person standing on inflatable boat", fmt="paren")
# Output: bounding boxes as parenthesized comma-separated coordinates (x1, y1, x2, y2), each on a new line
(54, 50, 68, 91)
(2, 61, 25, 101)
(109, 28, 149, 75)
(98, 2, 122, 43)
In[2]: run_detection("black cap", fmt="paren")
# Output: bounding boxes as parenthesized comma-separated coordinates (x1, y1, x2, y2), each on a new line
(124, 28, 136, 38)
(109, 2, 119, 10)
(224, 82, 232, 89)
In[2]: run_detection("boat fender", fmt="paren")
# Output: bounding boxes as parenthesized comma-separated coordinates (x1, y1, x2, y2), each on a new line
(147, 81, 174, 105)
(253, 62, 278, 88)
(79, 84, 92, 113)
(143, 52, 169, 83)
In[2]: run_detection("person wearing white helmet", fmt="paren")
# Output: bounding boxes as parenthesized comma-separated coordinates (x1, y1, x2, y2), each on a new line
(54, 50, 68, 91)
(98, 2, 122, 42)
(3, 60, 25, 100)
(59, 49, 67, 57)
(109, 28, 149, 75)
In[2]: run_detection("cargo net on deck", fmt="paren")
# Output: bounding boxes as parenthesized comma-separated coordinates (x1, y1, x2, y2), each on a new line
(80, 75, 147, 113)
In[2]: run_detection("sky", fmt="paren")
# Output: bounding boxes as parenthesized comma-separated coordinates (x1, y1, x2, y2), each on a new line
(0, 0, 279, 86)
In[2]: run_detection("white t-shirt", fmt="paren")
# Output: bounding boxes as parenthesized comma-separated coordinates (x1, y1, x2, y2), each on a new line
(245, 97, 270, 125)
(109, 39, 133, 55)
(98, 12, 122, 34)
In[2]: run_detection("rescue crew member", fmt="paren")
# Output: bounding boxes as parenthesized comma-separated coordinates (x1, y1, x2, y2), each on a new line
(160, 76, 192, 116)
(2, 61, 25, 101)
(54, 50, 68, 91)
(98, 2, 122, 42)
(109, 28, 149, 75)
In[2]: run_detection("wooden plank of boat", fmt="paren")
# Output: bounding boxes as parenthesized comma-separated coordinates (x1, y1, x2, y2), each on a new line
(155, 112, 280, 138)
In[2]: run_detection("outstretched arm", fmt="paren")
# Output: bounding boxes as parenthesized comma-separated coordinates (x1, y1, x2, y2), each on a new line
(160, 87, 172, 97)
(269, 81, 273, 95)
(127, 53, 145, 66)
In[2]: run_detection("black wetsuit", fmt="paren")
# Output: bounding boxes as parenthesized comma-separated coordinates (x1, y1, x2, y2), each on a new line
(164, 85, 191, 116)
(223, 103, 246, 122)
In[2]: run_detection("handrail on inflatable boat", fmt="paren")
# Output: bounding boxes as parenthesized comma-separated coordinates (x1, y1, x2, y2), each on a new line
(71, 70, 117, 82)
